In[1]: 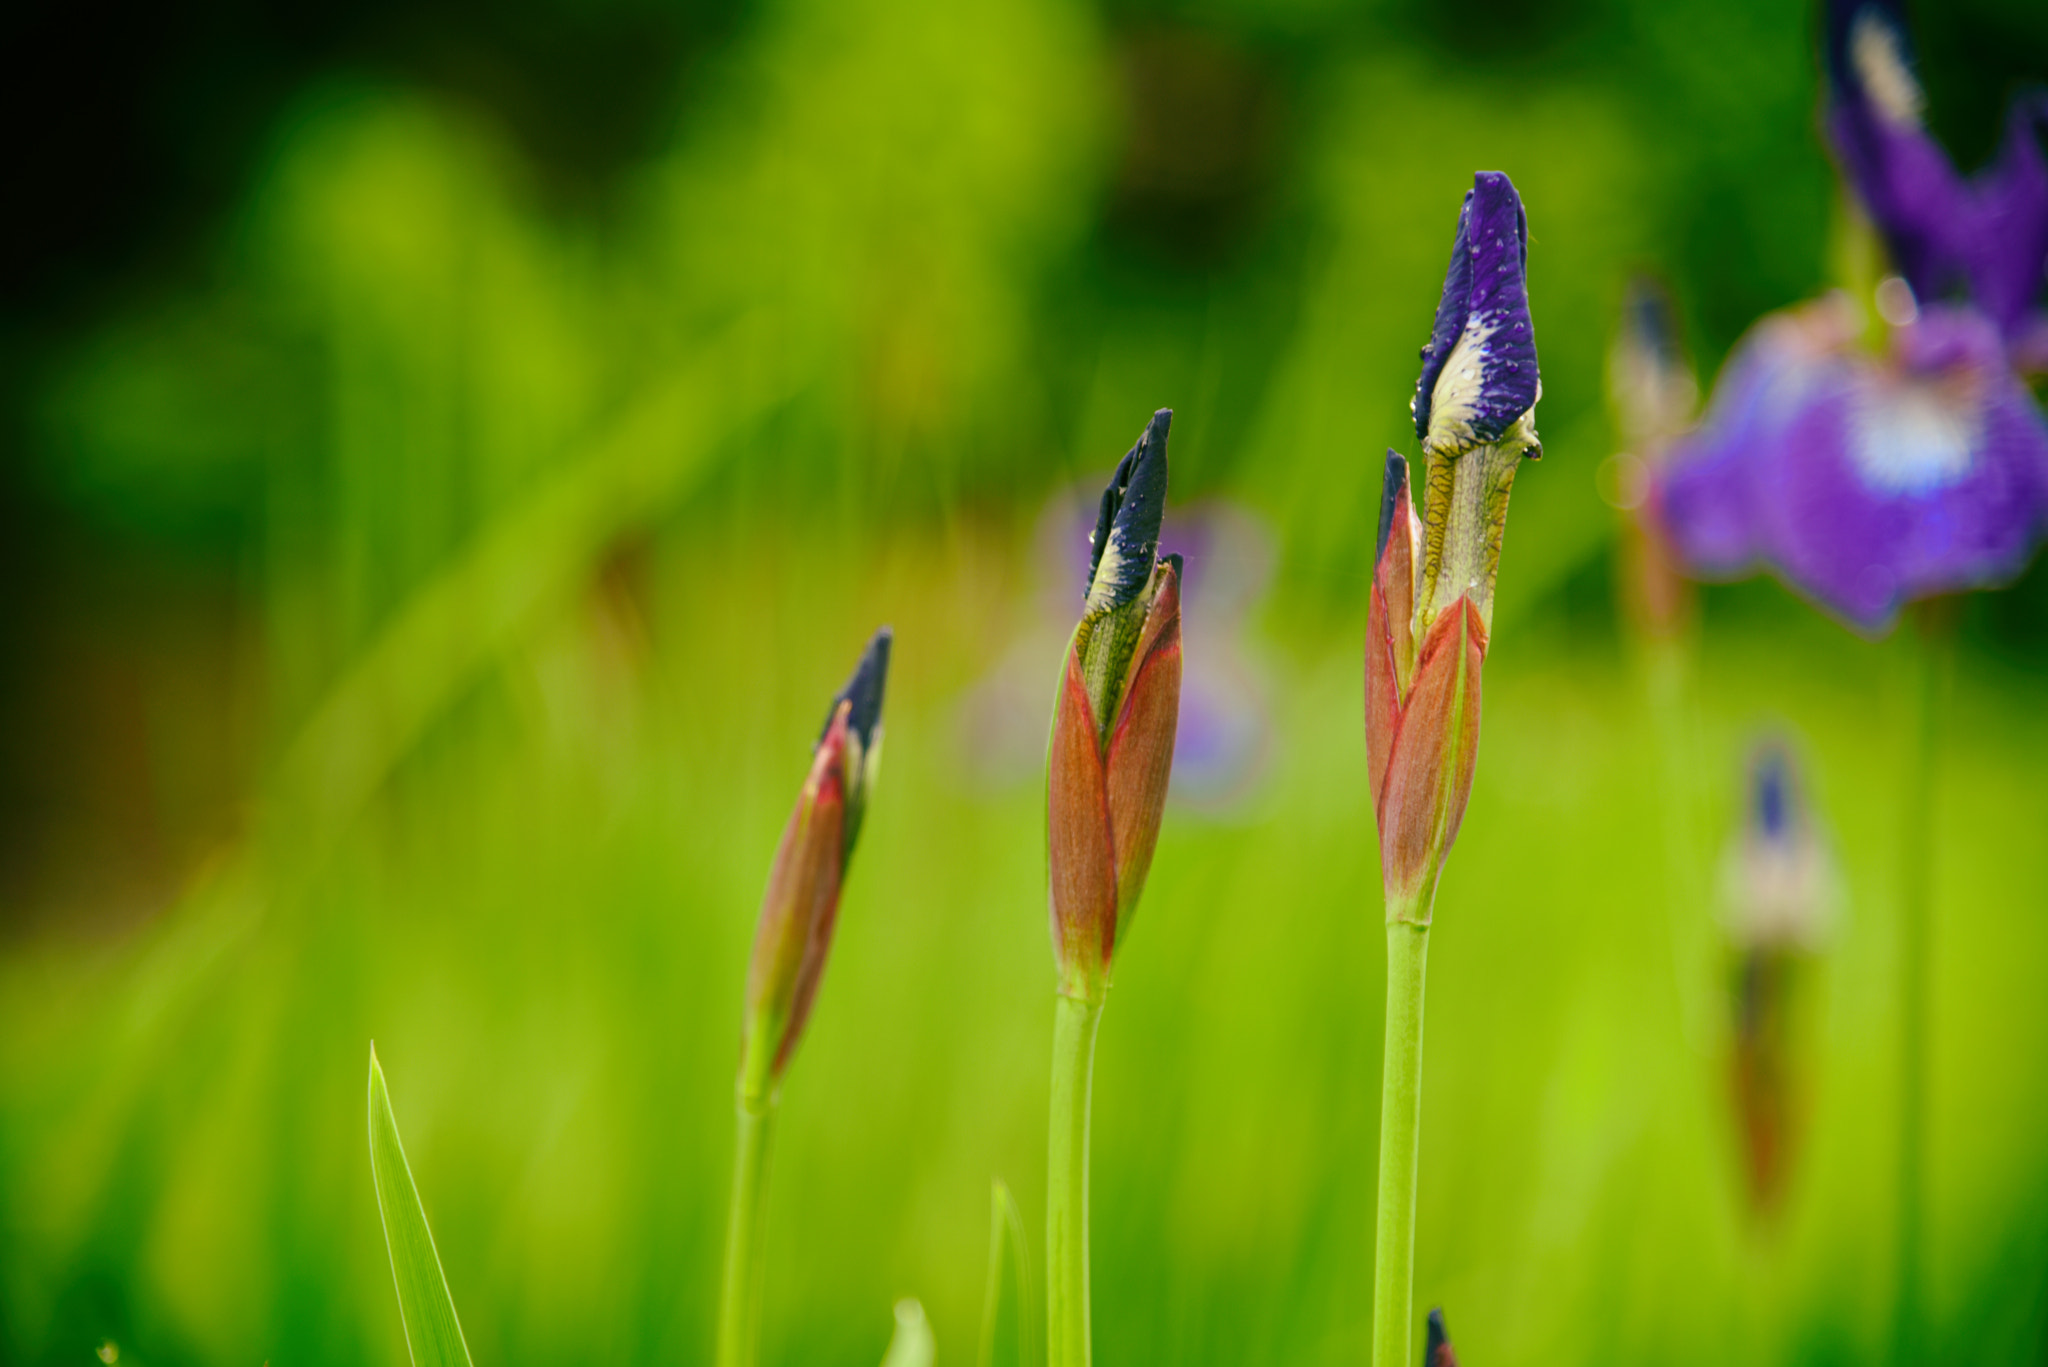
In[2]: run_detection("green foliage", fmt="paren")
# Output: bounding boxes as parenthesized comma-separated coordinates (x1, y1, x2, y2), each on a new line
(2, 1, 2047, 1366)
(978, 1180, 1037, 1367)
(368, 1048, 475, 1367)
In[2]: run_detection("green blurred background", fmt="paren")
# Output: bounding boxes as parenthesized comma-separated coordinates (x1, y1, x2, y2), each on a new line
(4, 0, 2048, 1363)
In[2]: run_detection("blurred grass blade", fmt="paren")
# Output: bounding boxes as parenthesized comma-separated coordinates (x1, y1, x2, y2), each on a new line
(880, 1299, 936, 1367)
(977, 1179, 1039, 1367)
(368, 1044, 475, 1367)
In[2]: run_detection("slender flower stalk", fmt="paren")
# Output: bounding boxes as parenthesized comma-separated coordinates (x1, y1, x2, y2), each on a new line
(1366, 172, 1541, 1367)
(1606, 280, 1713, 1050)
(1894, 599, 1951, 1362)
(717, 629, 891, 1367)
(1044, 410, 1183, 1367)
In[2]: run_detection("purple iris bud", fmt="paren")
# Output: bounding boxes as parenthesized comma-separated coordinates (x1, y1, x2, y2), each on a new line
(1659, 298, 2048, 630)
(1086, 409, 1171, 614)
(1755, 747, 1789, 842)
(1825, 0, 2048, 343)
(1411, 171, 1541, 456)
(1424, 1308, 1459, 1367)
(1724, 737, 1835, 951)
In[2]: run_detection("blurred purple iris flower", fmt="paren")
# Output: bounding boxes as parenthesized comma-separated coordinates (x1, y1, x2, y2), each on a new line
(1658, 0, 2048, 632)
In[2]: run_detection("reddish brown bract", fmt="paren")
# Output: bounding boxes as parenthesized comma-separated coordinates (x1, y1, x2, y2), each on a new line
(1366, 455, 1489, 920)
(740, 706, 852, 1105)
(1047, 560, 1182, 1001)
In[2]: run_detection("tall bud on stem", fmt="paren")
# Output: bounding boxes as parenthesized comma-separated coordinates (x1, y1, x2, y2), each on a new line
(1721, 739, 1836, 1217)
(1367, 172, 1540, 1367)
(717, 629, 891, 1367)
(1044, 410, 1182, 1367)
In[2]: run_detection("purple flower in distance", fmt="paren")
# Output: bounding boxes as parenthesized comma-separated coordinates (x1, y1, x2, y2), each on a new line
(1825, 0, 2048, 346)
(1661, 297, 2048, 629)
(1656, 0, 2048, 632)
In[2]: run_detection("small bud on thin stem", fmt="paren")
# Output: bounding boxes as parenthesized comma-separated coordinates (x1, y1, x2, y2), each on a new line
(1045, 412, 1184, 1367)
(718, 629, 892, 1367)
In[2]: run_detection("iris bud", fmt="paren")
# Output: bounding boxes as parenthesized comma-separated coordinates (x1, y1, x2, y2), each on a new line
(1411, 171, 1542, 643)
(1047, 411, 1183, 1002)
(1721, 740, 1836, 1215)
(1425, 1308, 1459, 1367)
(1369, 172, 1540, 921)
(738, 628, 891, 1107)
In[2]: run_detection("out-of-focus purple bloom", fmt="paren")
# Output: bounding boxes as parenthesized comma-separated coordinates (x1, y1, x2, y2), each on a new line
(1661, 297, 2048, 630)
(1657, 0, 2048, 632)
(1825, 0, 2048, 345)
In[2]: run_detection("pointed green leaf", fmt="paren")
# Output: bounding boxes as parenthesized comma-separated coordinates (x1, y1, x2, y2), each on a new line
(368, 1044, 475, 1367)
(976, 1179, 1039, 1367)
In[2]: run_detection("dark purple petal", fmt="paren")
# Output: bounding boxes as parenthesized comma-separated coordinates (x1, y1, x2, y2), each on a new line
(1086, 409, 1171, 612)
(1661, 304, 2048, 631)
(1825, 1, 1961, 303)
(1826, 1, 2048, 340)
(1412, 172, 1539, 451)
(823, 626, 891, 753)
(2013, 312, 2048, 375)
(1966, 93, 2048, 338)
(1827, 101, 1976, 307)
(1822, 0, 1974, 310)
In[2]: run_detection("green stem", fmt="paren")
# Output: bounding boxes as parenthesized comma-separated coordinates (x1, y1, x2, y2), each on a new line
(1894, 604, 1950, 1365)
(1643, 634, 1710, 1053)
(717, 1097, 777, 1367)
(1373, 920, 1431, 1367)
(1047, 993, 1104, 1367)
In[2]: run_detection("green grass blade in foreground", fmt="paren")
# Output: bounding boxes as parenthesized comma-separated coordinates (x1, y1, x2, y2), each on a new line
(368, 1045, 475, 1367)
(881, 1299, 936, 1367)
(977, 1179, 1040, 1367)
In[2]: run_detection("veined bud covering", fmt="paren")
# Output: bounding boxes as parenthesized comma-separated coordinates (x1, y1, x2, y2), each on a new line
(1047, 409, 1184, 1002)
(739, 628, 892, 1108)
(1369, 172, 1541, 920)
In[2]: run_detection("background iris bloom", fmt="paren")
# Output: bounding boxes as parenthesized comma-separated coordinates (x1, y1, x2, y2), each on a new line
(1659, 0, 2048, 630)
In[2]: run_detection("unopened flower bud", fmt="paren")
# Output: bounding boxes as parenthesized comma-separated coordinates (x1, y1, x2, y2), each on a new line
(1369, 172, 1541, 921)
(1411, 171, 1542, 643)
(1047, 411, 1183, 1002)
(1722, 738, 1835, 1215)
(1606, 277, 1698, 642)
(1425, 1308, 1459, 1367)
(739, 628, 891, 1107)
(1722, 739, 1836, 951)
